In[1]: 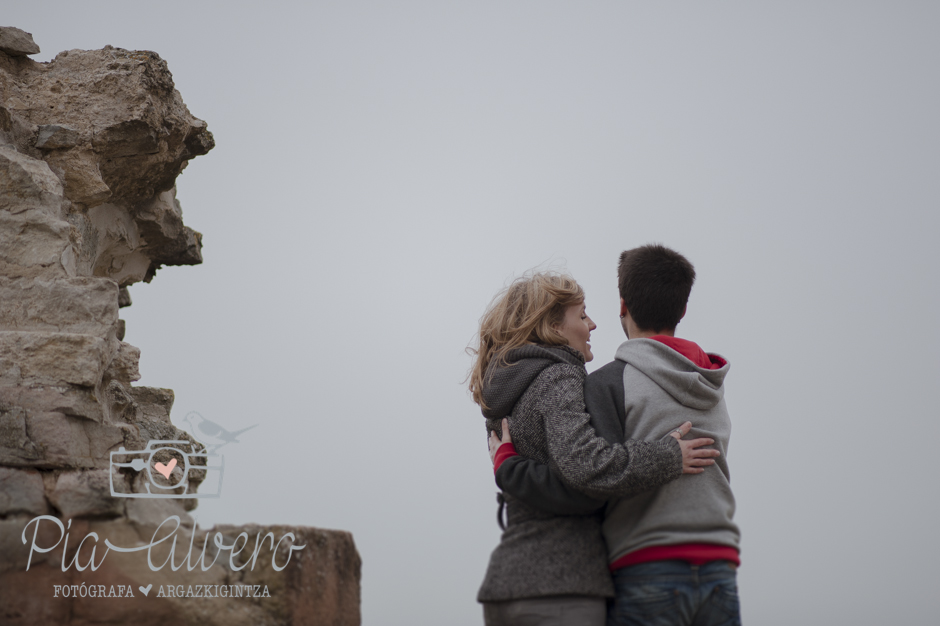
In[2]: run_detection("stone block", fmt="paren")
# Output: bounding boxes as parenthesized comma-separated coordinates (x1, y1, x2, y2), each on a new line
(83, 420, 132, 466)
(35, 125, 80, 150)
(0, 276, 119, 335)
(0, 385, 105, 422)
(0, 27, 40, 57)
(211, 524, 362, 626)
(0, 405, 43, 465)
(0, 518, 361, 625)
(124, 497, 193, 529)
(48, 470, 123, 519)
(0, 565, 72, 626)
(0, 410, 127, 470)
(22, 411, 94, 468)
(0, 31, 359, 626)
(2, 45, 212, 286)
(0, 145, 64, 214)
(104, 341, 141, 384)
(0, 331, 112, 387)
(43, 148, 112, 207)
(3, 46, 213, 209)
(128, 387, 174, 424)
(0, 467, 49, 516)
(0, 209, 72, 276)
(134, 187, 203, 269)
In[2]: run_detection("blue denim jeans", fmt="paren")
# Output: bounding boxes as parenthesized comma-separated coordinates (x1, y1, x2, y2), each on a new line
(607, 560, 741, 626)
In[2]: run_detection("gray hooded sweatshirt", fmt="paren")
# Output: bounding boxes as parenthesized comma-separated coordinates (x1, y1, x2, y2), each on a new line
(476, 344, 683, 602)
(494, 338, 741, 566)
(602, 338, 740, 562)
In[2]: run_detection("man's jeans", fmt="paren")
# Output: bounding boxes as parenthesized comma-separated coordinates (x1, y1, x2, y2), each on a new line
(607, 560, 741, 626)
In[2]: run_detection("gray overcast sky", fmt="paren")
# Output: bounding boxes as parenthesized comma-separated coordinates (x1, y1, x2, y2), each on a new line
(7, 2, 939, 624)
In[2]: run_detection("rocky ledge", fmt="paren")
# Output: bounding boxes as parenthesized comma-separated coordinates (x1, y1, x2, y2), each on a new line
(0, 26, 360, 625)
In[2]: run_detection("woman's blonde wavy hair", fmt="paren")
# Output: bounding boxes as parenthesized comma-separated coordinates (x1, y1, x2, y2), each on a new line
(468, 271, 584, 410)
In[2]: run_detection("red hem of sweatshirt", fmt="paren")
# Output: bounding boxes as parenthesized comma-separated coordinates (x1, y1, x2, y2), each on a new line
(610, 544, 741, 570)
(493, 443, 518, 474)
(649, 335, 726, 369)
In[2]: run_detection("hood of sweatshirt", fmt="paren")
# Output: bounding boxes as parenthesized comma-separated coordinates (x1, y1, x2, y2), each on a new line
(479, 344, 584, 419)
(614, 338, 729, 411)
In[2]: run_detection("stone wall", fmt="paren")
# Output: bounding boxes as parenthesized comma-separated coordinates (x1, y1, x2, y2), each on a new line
(0, 27, 360, 625)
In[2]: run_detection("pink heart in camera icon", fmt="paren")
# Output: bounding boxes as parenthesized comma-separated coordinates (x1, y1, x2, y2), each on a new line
(154, 458, 178, 479)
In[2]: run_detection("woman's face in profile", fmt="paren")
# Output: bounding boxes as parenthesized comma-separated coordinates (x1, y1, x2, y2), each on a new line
(555, 302, 596, 362)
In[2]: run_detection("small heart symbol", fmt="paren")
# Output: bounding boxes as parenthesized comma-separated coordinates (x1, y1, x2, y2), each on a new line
(154, 458, 177, 479)
(139, 584, 152, 596)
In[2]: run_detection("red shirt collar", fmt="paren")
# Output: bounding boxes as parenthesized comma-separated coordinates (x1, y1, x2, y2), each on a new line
(649, 335, 726, 369)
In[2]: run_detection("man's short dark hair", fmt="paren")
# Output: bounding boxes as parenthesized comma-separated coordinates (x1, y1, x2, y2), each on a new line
(618, 244, 696, 332)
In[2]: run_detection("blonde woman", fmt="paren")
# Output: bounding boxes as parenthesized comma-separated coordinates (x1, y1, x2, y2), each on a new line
(469, 272, 715, 625)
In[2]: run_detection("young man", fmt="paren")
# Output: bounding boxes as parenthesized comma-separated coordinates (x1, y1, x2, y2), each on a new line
(492, 244, 741, 625)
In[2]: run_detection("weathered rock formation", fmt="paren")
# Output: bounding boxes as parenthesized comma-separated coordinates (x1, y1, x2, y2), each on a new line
(0, 27, 360, 625)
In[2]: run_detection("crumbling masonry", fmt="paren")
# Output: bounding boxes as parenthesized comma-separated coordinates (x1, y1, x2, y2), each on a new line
(0, 26, 360, 625)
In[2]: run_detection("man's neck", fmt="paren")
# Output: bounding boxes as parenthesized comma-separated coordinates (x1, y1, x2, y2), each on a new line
(632, 329, 674, 339)
(623, 316, 675, 340)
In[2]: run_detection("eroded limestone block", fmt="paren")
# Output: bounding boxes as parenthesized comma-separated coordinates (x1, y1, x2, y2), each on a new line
(0, 410, 128, 470)
(104, 341, 141, 384)
(105, 382, 192, 446)
(0, 28, 360, 625)
(124, 497, 193, 528)
(0, 467, 49, 516)
(0, 332, 111, 387)
(0, 406, 43, 465)
(0, 27, 40, 57)
(0, 145, 65, 214)
(35, 125, 80, 150)
(48, 469, 124, 519)
(0, 385, 104, 423)
(0, 276, 119, 335)
(0, 518, 362, 626)
(0, 209, 73, 275)
(210, 524, 362, 626)
(0, 564, 72, 624)
(2, 46, 214, 209)
(43, 148, 112, 207)
(128, 387, 174, 424)
(133, 188, 203, 270)
(17, 412, 94, 468)
(117, 287, 132, 307)
(1, 43, 212, 287)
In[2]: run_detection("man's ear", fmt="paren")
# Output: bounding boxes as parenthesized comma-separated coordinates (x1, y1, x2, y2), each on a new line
(620, 298, 628, 318)
(680, 304, 687, 320)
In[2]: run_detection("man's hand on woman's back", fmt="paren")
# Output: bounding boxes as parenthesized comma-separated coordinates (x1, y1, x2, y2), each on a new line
(669, 421, 720, 474)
